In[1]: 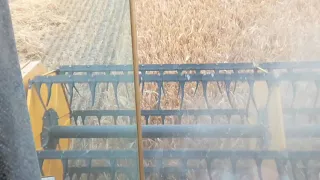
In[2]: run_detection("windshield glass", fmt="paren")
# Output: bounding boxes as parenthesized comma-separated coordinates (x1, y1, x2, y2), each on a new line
(8, 0, 320, 179)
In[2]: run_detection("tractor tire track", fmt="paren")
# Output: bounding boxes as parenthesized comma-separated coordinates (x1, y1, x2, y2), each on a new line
(78, 0, 116, 65)
(49, 0, 95, 65)
(42, 0, 82, 64)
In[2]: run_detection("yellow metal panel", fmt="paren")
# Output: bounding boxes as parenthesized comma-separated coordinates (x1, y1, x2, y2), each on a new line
(22, 61, 71, 180)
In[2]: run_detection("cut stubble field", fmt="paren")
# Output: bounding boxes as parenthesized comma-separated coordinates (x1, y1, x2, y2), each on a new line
(8, 0, 320, 179)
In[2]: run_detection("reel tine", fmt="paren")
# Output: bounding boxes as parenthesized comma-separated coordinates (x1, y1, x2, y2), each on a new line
(206, 158, 213, 180)
(38, 159, 45, 176)
(97, 115, 102, 125)
(161, 115, 165, 125)
(177, 115, 182, 124)
(276, 159, 289, 180)
(140, 71, 146, 95)
(45, 82, 53, 106)
(231, 158, 237, 178)
(247, 80, 258, 111)
(145, 115, 149, 125)
(180, 159, 188, 180)
(214, 70, 223, 95)
(302, 160, 309, 180)
(291, 81, 297, 108)
(314, 80, 320, 108)
(232, 69, 238, 93)
(112, 82, 120, 109)
(221, 170, 235, 180)
(160, 70, 166, 96)
(111, 159, 116, 180)
(255, 158, 263, 180)
(113, 116, 118, 125)
(86, 159, 92, 180)
(157, 81, 162, 110)
(193, 70, 201, 96)
(129, 116, 134, 125)
(226, 115, 231, 124)
(194, 81, 199, 96)
(62, 159, 68, 180)
(34, 82, 46, 109)
(72, 115, 78, 125)
(179, 81, 185, 109)
(67, 82, 75, 107)
(89, 81, 97, 106)
(290, 160, 298, 180)
(81, 115, 86, 125)
(177, 70, 183, 97)
(201, 81, 210, 108)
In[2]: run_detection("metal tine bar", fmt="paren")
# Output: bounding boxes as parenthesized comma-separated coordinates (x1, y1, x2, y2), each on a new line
(57, 61, 320, 73)
(30, 72, 320, 85)
(49, 125, 265, 139)
(56, 166, 302, 179)
(71, 108, 320, 125)
(37, 150, 320, 160)
(72, 109, 248, 117)
(49, 125, 320, 139)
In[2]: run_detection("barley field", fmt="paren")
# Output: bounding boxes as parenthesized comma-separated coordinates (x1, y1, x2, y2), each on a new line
(8, 0, 320, 179)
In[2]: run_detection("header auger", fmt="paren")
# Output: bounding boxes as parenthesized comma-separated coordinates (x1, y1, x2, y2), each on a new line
(21, 60, 320, 180)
